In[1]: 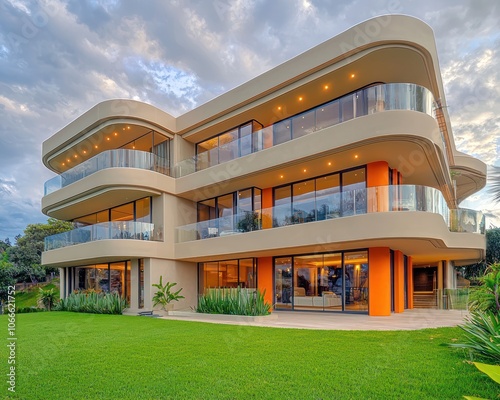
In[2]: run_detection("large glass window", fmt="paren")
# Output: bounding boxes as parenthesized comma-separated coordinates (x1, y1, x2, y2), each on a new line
(316, 100, 340, 130)
(292, 180, 316, 223)
(198, 259, 257, 293)
(343, 251, 368, 312)
(139, 259, 144, 309)
(275, 257, 292, 310)
(273, 119, 291, 145)
(292, 110, 315, 139)
(273, 186, 292, 227)
(316, 174, 341, 220)
(197, 188, 262, 236)
(274, 250, 368, 313)
(342, 168, 366, 216)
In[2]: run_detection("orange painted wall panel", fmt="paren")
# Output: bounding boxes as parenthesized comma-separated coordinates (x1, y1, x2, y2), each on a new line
(393, 250, 405, 313)
(367, 161, 389, 212)
(258, 257, 274, 308)
(261, 188, 273, 229)
(407, 256, 414, 309)
(368, 247, 391, 316)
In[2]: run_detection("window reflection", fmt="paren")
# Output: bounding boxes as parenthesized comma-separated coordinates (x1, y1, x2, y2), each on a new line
(198, 259, 257, 293)
(273, 251, 368, 313)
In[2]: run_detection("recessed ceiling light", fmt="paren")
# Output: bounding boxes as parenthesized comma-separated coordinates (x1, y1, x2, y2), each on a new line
(278, 106, 282, 111)
(354, 154, 359, 159)
(66, 159, 70, 162)
(324, 85, 329, 90)
(328, 162, 332, 166)
(298, 97, 303, 101)
(280, 175, 284, 178)
(303, 169, 307, 173)
(106, 137, 110, 141)
(114, 132, 118, 136)
(351, 74, 355, 78)
(74, 155, 78, 158)
(83, 150, 87, 154)
(95, 145, 98, 149)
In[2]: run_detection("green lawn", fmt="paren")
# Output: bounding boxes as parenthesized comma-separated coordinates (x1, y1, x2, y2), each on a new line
(0, 312, 497, 399)
(14, 280, 60, 308)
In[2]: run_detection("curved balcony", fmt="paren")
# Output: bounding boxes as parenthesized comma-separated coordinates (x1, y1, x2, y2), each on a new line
(176, 185, 484, 243)
(44, 221, 162, 251)
(174, 83, 439, 177)
(44, 149, 170, 195)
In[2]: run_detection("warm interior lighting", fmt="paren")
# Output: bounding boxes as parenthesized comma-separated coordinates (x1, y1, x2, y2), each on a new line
(280, 175, 284, 178)
(278, 106, 282, 111)
(74, 155, 78, 158)
(324, 85, 329, 90)
(106, 137, 110, 141)
(66, 159, 70, 162)
(350, 73, 355, 78)
(354, 154, 359, 159)
(127, 126, 130, 130)
(298, 97, 303, 101)
(303, 169, 307, 173)
(94, 145, 98, 149)
(61, 163, 65, 166)
(83, 150, 87, 154)
(114, 132, 118, 136)
(328, 162, 332, 166)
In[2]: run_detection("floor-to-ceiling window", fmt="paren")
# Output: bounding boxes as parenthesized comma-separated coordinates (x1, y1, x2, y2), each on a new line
(274, 250, 368, 313)
(197, 188, 262, 237)
(198, 258, 257, 293)
(71, 261, 131, 304)
(273, 167, 366, 226)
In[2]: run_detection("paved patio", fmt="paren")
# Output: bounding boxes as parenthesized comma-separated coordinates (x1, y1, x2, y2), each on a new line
(161, 309, 470, 330)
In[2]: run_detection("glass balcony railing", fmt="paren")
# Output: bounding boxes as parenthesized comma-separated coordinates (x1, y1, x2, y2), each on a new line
(44, 149, 170, 195)
(44, 221, 162, 251)
(175, 185, 485, 243)
(174, 83, 437, 177)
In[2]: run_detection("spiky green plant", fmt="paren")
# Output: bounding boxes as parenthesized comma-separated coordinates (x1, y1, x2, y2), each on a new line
(469, 263, 500, 313)
(196, 287, 271, 316)
(56, 291, 127, 314)
(450, 311, 500, 363)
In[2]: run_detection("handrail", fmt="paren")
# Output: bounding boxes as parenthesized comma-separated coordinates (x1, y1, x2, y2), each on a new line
(44, 221, 162, 250)
(44, 149, 170, 195)
(175, 185, 484, 242)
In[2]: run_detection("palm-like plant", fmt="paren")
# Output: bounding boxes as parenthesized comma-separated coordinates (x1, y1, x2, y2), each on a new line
(489, 165, 500, 204)
(38, 288, 58, 311)
(152, 276, 184, 311)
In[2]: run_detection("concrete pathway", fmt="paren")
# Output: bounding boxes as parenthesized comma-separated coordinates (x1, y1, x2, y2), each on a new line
(160, 309, 470, 331)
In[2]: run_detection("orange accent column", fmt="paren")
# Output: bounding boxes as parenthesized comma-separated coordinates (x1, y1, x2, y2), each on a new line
(258, 257, 274, 310)
(366, 161, 389, 213)
(368, 247, 391, 316)
(261, 188, 273, 229)
(393, 251, 405, 313)
(407, 256, 414, 309)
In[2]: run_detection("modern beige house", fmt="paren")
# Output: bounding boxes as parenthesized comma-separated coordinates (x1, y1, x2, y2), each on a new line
(41, 15, 486, 316)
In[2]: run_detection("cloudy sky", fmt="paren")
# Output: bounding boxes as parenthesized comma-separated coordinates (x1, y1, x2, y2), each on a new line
(0, 0, 499, 240)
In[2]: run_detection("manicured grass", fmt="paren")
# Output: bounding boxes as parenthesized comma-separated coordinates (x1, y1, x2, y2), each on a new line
(0, 312, 497, 399)
(14, 280, 59, 308)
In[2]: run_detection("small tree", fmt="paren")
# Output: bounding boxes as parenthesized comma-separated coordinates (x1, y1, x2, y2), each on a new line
(152, 276, 184, 311)
(38, 288, 58, 311)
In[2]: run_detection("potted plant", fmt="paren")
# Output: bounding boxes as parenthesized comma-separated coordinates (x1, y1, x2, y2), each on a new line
(152, 276, 184, 314)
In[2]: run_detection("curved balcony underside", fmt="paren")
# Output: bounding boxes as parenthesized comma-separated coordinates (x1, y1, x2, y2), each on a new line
(174, 212, 484, 264)
(452, 153, 487, 204)
(41, 239, 169, 268)
(176, 111, 452, 203)
(42, 168, 174, 220)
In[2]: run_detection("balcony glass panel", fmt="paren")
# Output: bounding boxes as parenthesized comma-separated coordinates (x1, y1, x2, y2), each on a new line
(44, 149, 170, 195)
(175, 185, 485, 243)
(175, 83, 437, 177)
(44, 221, 162, 250)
